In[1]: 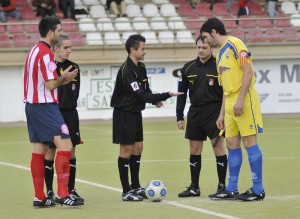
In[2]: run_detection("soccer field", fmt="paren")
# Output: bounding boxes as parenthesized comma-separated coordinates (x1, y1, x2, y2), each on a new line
(1, 117, 300, 219)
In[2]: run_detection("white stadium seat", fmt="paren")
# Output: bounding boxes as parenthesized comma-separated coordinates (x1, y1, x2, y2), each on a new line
(96, 17, 115, 31)
(143, 4, 161, 17)
(90, 5, 108, 19)
(115, 17, 133, 31)
(126, 4, 143, 17)
(104, 32, 123, 45)
(86, 32, 103, 45)
(281, 1, 298, 14)
(141, 31, 159, 44)
(132, 17, 151, 31)
(79, 18, 97, 31)
(158, 31, 175, 44)
(150, 17, 169, 30)
(122, 31, 138, 43)
(176, 30, 194, 44)
(168, 16, 186, 30)
(160, 3, 178, 17)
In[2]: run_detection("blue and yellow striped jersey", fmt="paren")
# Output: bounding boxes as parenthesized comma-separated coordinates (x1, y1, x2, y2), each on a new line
(216, 36, 255, 96)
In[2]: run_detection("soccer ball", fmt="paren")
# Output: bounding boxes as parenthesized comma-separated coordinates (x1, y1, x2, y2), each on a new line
(145, 180, 167, 202)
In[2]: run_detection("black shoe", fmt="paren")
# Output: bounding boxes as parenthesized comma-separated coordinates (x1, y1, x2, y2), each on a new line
(209, 189, 238, 201)
(33, 197, 56, 208)
(235, 188, 265, 201)
(46, 190, 55, 201)
(122, 190, 143, 201)
(178, 184, 200, 197)
(55, 195, 84, 207)
(217, 183, 226, 192)
(70, 189, 85, 202)
(133, 187, 148, 199)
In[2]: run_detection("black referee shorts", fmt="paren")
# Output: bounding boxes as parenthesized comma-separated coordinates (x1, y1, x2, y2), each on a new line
(49, 109, 81, 148)
(185, 103, 221, 141)
(112, 109, 143, 145)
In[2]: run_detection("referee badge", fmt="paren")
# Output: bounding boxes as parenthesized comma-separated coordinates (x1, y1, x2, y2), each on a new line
(209, 79, 214, 86)
(131, 81, 139, 91)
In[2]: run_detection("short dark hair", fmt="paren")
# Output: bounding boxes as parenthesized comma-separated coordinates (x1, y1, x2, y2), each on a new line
(200, 18, 227, 36)
(53, 35, 70, 48)
(125, 34, 146, 54)
(195, 35, 205, 45)
(38, 17, 61, 38)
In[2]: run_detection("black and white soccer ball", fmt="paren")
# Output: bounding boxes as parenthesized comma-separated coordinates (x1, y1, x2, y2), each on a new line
(145, 180, 167, 202)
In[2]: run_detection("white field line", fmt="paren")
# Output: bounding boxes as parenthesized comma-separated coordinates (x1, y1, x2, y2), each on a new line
(0, 161, 241, 219)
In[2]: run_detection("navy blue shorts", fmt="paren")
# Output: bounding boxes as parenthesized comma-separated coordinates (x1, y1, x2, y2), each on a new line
(25, 103, 70, 143)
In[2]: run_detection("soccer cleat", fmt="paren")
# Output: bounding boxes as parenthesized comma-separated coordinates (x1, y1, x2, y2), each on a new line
(122, 190, 143, 201)
(46, 190, 55, 201)
(134, 187, 148, 199)
(208, 189, 238, 201)
(70, 189, 85, 202)
(55, 195, 84, 207)
(235, 188, 265, 201)
(33, 197, 56, 208)
(178, 184, 200, 197)
(217, 183, 226, 192)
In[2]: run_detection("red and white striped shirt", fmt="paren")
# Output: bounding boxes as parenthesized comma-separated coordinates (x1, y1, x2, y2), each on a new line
(24, 42, 59, 104)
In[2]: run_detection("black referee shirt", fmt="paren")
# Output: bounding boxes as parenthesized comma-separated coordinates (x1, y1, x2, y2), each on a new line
(111, 56, 170, 112)
(176, 56, 223, 121)
(56, 59, 80, 111)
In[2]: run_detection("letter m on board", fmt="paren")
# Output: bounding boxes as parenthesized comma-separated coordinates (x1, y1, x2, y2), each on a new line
(281, 64, 300, 83)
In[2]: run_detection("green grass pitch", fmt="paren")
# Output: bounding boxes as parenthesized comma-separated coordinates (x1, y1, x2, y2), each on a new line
(0, 117, 300, 219)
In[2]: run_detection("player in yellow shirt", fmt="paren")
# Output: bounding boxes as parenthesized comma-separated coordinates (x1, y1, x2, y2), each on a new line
(200, 17, 265, 201)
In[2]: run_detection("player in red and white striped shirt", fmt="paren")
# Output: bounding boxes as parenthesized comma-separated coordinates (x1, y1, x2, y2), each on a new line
(23, 16, 83, 208)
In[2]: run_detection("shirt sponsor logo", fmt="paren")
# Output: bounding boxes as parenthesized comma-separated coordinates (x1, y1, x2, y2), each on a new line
(131, 81, 139, 91)
(48, 61, 57, 72)
(209, 79, 214, 86)
(61, 124, 69, 135)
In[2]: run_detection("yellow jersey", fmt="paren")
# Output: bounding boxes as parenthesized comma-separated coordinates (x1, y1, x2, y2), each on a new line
(216, 36, 255, 96)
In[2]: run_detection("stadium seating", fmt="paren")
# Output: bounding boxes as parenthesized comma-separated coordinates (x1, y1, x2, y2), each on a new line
(256, 15, 273, 28)
(248, 1, 263, 15)
(78, 18, 97, 31)
(7, 22, 23, 34)
(115, 17, 133, 31)
(126, 4, 143, 17)
(238, 19, 256, 28)
(122, 31, 137, 43)
(158, 31, 175, 44)
(281, 1, 298, 14)
(141, 31, 159, 44)
(82, 0, 99, 6)
(265, 29, 283, 41)
(104, 32, 123, 45)
(24, 23, 39, 33)
(89, 5, 107, 19)
(152, 0, 170, 4)
(132, 17, 151, 31)
(177, 3, 194, 17)
(176, 30, 194, 43)
(283, 28, 300, 41)
(150, 17, 169, 30)
(246, 29, 265, 42)
(12, 34, 32, 47)
(143, 4, 161, 17)
(68, 33, 85, 46)
(167, 16, 186, 30)
(195, 3, 213, 17)
(213, 3, 230, 16)
(0, 35, 12, 48)
(230, 29, 246, 41)
(290, 14, 300, 27)
(96, 18, 115, 31)
(75, 0, 83, 6)
(86, 32, 103, 45)
(160, 3, 178, 17)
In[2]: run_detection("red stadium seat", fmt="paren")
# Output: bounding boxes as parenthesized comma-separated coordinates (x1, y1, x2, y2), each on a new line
(274, 16, 291, 27)
(0, 35, 12, 47)
(178, 3, 194, 17)
(230, 29, 246, 41)
(282, 28, 300, 41)
(24, 24, 39, 33)
(230, 3, 239, 14)
(7, 22, 23, 33)
(19, 7, 36, 20)
(256, 16, 273, 28)
(185, 20, 202, 30)
(16, 0, 30, 6)
(238, 18, 256, 28)
(213, 3, 230, 16)
(62, 23, 79, 33)
(195, 3, 213, 17)
(0, 25, 6, 34)
(247, 29, 265, 42)
(222, 16, 239, 29)
(248, 2, 263, 15)
(68, 33, 85, 46)
(265, 29, 283, 41)
(12, 34, 32, 47)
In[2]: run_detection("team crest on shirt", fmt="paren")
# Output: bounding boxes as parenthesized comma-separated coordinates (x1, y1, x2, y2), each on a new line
(61, 124, 69, 135)
(131, 81, 139, 91)
(225, 52, 229, 59)
(239, 50, 248, 58)
(48, 61, 57, 72)
(249, 124, 254, 129)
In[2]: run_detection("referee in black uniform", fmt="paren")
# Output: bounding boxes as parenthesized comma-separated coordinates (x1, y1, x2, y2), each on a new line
(111, 34, 183, 201)
(44, 35, 84, 203)
(176, 35, 227, 198)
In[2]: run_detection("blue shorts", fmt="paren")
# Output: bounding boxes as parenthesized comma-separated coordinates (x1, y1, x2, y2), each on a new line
(25, 103, 70, 143)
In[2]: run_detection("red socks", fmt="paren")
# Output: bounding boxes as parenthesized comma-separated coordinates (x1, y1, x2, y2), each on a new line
(55, 151, 71, 197)
(31, 153, 46, 200)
